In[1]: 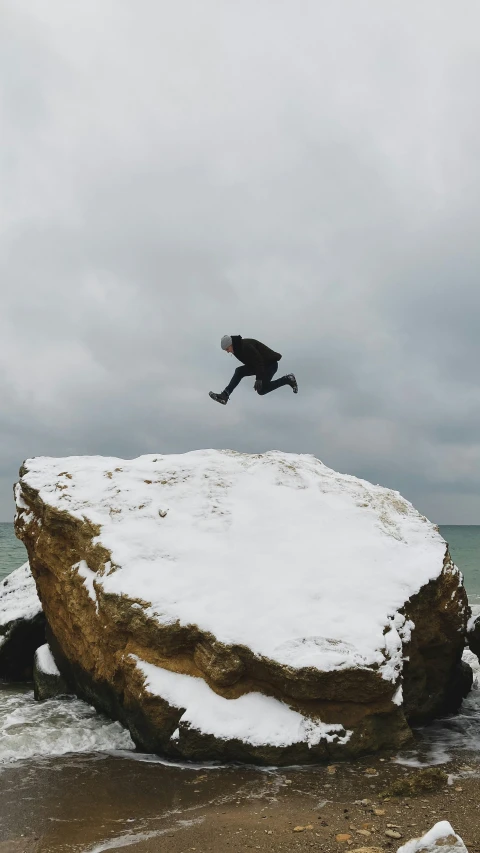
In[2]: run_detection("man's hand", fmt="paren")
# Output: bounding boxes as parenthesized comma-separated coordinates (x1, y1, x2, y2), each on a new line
(254, 379, 263, 393)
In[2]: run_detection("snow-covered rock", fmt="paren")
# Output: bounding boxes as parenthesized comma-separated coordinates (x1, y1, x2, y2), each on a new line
(0, 562, 45, 680)
(14, 450, 470, 763)
(34, 643, 69, 700)
(466, 610, 480, 666)
(397, 821, 467, 853)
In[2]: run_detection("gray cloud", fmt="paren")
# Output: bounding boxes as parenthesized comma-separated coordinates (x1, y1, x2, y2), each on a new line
(1, 1, 480, 522)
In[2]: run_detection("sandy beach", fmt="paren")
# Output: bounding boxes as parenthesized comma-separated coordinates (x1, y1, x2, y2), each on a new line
(1, 750, 479, 852)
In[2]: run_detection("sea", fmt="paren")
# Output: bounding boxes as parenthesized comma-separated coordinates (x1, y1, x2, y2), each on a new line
(1, 523, 480, 848)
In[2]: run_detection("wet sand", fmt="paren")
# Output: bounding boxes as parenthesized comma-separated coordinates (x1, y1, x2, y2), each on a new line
(1, 752, 480, 853)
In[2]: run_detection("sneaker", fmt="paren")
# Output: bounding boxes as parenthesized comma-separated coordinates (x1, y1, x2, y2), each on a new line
(287, 374, 298, 394)
(209, 390, 229, 405)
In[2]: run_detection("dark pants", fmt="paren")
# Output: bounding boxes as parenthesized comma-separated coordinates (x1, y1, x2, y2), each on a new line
(225, 362, 290, 396)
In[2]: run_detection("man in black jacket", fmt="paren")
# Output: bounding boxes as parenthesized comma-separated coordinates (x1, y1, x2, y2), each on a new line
(209, 335, 298, 405)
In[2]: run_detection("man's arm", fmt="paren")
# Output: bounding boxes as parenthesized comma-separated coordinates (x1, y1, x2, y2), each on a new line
(242, 341, 264, 379)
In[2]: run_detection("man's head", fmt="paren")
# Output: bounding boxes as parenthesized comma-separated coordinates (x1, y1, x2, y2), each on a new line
(221, 335, 233, 353)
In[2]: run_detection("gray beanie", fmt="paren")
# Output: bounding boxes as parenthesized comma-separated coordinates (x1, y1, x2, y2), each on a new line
(221, 335, 233, 350)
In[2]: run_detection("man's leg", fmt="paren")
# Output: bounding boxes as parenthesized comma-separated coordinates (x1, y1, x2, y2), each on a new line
(257, 363, 295, 395)
(225, 365, 253, 396)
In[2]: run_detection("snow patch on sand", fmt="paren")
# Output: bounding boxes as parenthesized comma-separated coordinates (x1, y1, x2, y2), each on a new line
(133, 656, 352, 748)
(397, 820, 467, 852)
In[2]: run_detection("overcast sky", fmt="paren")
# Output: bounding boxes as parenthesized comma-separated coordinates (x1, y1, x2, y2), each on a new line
(2, 1, 480, 523)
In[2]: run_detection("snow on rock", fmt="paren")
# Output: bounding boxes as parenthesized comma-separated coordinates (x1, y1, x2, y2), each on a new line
(35, 643, 60, 677)
(0, 562, 45, 680)
(466, 612, 480, 664)
(133, 656, 351, 748)
(33, 643, 69, 701)
(14, 450, 471, 764)
(397, 821, 468, 852)
(0, 562, 41, 628)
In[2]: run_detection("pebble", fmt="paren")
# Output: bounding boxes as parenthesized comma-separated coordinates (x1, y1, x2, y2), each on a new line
(350, 849, 384, 853)
(335, 833, 353, 842)
(293, 826, 305, 832)
(373, 809, 385, 816)
(327, 765, 337, 774)
(385, 829, 402, 839)
(356, 829, 372, 837)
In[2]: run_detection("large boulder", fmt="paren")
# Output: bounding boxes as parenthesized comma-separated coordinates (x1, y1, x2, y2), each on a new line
(0, 562, 45, 680)
(14, 450, 470, 764)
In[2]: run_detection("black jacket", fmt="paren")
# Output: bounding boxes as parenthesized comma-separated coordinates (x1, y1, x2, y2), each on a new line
(231, 336, 282, 380)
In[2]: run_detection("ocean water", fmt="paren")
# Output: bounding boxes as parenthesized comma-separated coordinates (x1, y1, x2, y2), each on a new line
(0, 524, 135, 767)
(440, 525, 480, 605)
(0, 523, 27, 581)
(0, 524, 480, 773)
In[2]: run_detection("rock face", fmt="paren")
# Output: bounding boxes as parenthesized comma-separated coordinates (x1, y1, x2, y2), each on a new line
(0, 562, 45, 680)
(33, 643, 69, 700)
(15, 450, 470, 764)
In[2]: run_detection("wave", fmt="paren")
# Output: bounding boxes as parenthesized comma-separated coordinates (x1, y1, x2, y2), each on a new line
(0, 685, 134, 766)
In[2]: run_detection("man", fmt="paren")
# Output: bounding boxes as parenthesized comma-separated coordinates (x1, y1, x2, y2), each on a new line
(209, 335, 298, 405)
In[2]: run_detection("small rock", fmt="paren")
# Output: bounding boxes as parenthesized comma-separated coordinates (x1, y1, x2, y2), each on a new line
(385, 829, 402, 839)
(360, 799, 371, 805)
(455, 786, 463, 792)
(293, 826, 305, 832)
(335, 834, 353, 843)
(365, 768, 378, 775)
(356, 829, 372, 837)
(304, 825, 313, 830)
(373, 809, 385, 816)
(350, 849, 384, 853)
(327, 765, 337, 774)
